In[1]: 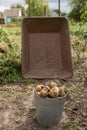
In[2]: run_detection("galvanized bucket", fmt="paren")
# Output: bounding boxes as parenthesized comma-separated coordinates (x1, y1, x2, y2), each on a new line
(34, 90, 68, 126)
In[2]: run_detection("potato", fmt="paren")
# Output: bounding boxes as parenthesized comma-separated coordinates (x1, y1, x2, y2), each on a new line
(42, 87, 48, 93)
(53, 87, 60, 91)
(49, 81, 57, 89)
(49, 87, 60, 98)
(61, 86, 67, 93)
(36, 92, 41, 96)
(40, 89, 48, 97)
(59, 87, 65, 97)
(45, 86, 50, 91)
(35, 83, 67, 98)
(35, 85, 43, 92)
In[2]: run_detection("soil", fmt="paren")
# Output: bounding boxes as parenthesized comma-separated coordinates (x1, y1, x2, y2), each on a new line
(0, 59, 87, 130)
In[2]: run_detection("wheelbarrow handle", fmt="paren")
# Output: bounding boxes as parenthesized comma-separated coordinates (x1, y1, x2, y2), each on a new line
(28, 0, 61, 16)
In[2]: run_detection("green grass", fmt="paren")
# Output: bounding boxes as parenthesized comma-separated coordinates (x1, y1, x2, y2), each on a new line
(5, 26, 21, 35)
(69, 22, 87, 31)
(5, 26, 20, 31)
(69, 21, 87, 38)
(64, 118, 85, 130)
(69, 20, 87, 31)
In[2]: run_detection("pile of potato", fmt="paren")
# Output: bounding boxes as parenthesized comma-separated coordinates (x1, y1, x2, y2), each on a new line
(35, 81, 67, 98)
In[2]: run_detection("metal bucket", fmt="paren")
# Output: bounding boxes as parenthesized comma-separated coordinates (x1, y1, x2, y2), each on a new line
(34, 90, 68, 126)
(22, 17, 72, 79)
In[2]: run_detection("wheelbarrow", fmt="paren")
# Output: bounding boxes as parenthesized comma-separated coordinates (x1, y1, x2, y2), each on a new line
(22, 1, 73, 79)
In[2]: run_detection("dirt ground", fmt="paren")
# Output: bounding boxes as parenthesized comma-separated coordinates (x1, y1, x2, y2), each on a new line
(0, 59, 87, 130)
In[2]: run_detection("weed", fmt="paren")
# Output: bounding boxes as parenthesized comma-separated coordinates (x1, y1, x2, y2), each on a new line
(64, 118, 84, 130)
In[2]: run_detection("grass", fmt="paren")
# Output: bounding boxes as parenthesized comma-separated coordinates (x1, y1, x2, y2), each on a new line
(69, 21, 87, 37)
(69, 22, 87, 31)
(5, 26, 21, 35)
(64, 118, 85, 130)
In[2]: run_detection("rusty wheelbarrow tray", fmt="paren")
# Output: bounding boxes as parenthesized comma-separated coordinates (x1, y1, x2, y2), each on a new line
(22, 17, 73, 79)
